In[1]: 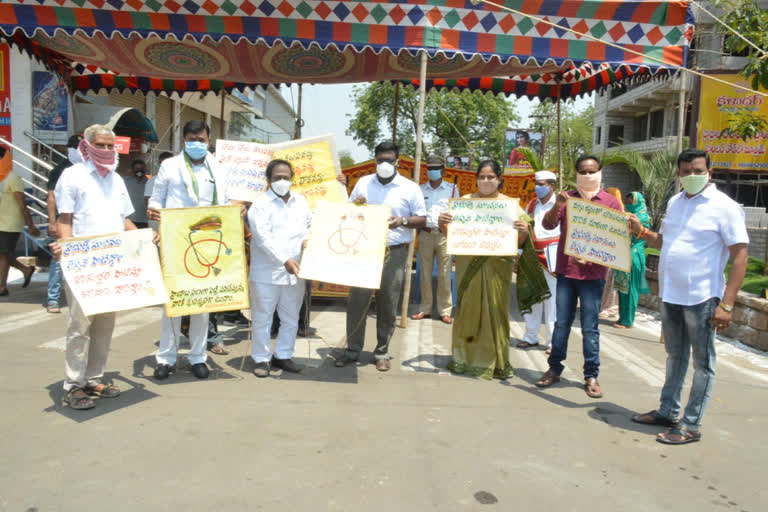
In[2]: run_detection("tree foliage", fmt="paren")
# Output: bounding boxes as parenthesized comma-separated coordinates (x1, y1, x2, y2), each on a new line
(338, 150, 355, 168)
(346, 82, 520, 162)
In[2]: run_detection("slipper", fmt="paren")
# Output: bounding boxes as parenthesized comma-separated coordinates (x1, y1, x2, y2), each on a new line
(209, 344, 230, 355)
(656, 426, 701, 445)
(410, 312, 430, 320)
(516, 341, 538, 349)
(545, 346, 551, 354)
(631, 410, 678, 427)
(22, 267, 35, 288)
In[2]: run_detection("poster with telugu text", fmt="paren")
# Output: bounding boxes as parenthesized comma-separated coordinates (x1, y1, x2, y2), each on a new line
(217, 134, 345, 208)
(563, 198, 631, 272)
(447, 198, 519, 256)
(298, 202, 390, 289)
(159, 205, 249, 317)
(59, 229, 169, 316)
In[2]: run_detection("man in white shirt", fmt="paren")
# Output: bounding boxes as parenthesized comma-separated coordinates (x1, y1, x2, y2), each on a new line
(517, 170, 560, 352)
(629, 149, 748, 445)
(50, 124, 136, 410)
(411, 155, 457, 324)
(335, 141, 427, 372)
(247, 159, 312, 377)
(147, 121, 232, 381)
(123, 159, 149, 228)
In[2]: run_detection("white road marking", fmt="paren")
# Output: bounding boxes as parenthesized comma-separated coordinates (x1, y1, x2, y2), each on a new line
(38, 308, 162, 351)
(2, 309, 67, 334)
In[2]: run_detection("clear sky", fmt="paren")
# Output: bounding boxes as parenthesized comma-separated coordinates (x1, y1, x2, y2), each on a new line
(281, 83, 593, 164)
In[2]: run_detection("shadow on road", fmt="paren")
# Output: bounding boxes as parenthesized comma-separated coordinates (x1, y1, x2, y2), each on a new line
(43, 372, 160, 422)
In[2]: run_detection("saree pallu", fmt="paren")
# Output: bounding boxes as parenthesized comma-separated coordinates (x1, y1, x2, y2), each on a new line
(448, 255, 514, 380)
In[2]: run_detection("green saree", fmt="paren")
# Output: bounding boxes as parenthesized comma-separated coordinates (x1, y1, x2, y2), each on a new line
(448, 253, 515, 380)
(614, 192, 651, 327)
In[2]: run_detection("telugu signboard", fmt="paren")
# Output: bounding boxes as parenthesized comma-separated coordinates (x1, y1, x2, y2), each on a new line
(299, 202, 390, 290)
(446, 198, 519, 256)
(59, 229, 169, 316)
(217, 134, 345, 208)
(563, 198, 631, 272)
(698, 73, 768, 172)
(159, 205, 249, 317)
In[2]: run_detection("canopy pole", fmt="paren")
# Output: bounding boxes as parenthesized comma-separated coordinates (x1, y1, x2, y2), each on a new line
(399, 51, 427, 329)
(219, 90, 226, 140)
(556, 83, 563, 190)
(392, 81, 400, 145)
(675, 71, 687, 193)
(295, 84, 303, 139)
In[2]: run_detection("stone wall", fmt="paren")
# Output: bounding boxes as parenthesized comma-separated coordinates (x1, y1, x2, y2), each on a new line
(639, 269, 768, 351)
(748, 227, 767, 261)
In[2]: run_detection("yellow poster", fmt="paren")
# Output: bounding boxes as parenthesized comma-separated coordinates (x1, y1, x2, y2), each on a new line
(698, 74, 768, 171)
(272, 135, 346, 209)
(298, 201, 390, 289)
(159, 205, 249, 317)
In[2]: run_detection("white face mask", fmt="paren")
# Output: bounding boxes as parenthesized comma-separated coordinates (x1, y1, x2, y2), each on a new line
(67, 147, 83, 164)
(679, 174, 709, 196)
(376, 161, 396, 179)
(271, 179, 291, 197)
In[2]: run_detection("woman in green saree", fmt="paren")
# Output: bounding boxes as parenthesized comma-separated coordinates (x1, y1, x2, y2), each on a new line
(614, 191, 651, 328)
(438, 160, 537, 379)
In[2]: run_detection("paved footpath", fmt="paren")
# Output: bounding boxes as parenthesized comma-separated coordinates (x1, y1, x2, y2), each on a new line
(1, 276, 767, 511)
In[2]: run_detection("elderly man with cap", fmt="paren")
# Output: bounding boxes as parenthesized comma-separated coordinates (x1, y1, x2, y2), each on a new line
(517, 170, 560, 353)
(411, 154, 458, 324)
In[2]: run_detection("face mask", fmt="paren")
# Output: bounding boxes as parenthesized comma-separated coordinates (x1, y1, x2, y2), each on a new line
(271, 179, 291, 197)
(67, 147, 82, 164)
(427, 169, 442, 181)
(184, 141, 208, 161)
(376, 161, 396, 179)
(78, 139, 118, 177)
(534, 185, 551, 199)
(680, 173, 709, 196)
(477, 179, 498, 195)
(134, 170, 145, 178)
(576, 171, 602, 201)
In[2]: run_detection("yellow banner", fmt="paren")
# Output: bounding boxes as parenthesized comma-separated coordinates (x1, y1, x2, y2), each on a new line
(698, 74, 768, 171)
(159, 205, 249, 317)
(272, 135, 346, 209)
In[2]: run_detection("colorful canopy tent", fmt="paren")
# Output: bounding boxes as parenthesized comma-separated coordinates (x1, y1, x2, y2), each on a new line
(1, 1, 693, 91)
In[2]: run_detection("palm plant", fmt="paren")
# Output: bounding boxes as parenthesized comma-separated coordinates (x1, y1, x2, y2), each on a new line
(601, 150, 678, 231)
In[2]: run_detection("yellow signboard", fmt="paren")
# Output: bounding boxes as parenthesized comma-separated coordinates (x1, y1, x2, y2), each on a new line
(698, 74, 768, 171)
(159, 205, 249, 317)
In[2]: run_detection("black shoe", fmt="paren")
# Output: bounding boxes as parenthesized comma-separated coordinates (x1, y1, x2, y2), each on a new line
(253, 361, 270, 378)
(334, 354, 358, 368)
(270, 328, 279, 338)
(297, 326, 309, 337)
(221, 312, 249, 326)
(154, 364, 175, 380)
(271, 356, 301, 373)
(190, 363, 210, 379)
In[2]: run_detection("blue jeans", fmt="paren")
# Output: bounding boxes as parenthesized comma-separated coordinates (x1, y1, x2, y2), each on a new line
(658, 298, 718, 431)
(47, 243, 63, 306)
(547, 276, 605, 379)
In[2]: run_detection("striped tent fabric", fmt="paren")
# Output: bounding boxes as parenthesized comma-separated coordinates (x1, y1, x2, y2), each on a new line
(0, 1, 693, 90)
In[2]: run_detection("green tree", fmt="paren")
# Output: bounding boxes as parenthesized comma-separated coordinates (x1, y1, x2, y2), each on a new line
(602, 150, 678, 232)
(713, 0, 768, 140)
(346, 82, 520, 162)
(338, 150, 355, 168)
(529, 101, 595, 188)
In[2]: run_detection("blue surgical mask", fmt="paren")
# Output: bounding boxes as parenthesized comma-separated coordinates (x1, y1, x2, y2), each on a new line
(534, 185, 551, 199)
(427, 169, 442, 181)
(184, 141, 208, 161)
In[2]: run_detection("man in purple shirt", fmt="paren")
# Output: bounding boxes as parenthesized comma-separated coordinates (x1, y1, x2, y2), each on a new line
(535, 155, 623, 398)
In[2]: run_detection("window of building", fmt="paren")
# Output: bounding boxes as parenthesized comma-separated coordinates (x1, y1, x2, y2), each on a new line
(650, 110, 664, 138)
(608, 125, 624, 147)
(596, 126, 602, 145)
(632, 115, 648, 142)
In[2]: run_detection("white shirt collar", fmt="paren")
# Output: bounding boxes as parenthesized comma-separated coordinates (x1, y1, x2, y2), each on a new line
(267, 187, 294, 204)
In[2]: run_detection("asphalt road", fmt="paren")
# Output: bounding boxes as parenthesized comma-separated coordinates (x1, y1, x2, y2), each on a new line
(1, 276, 767, 511)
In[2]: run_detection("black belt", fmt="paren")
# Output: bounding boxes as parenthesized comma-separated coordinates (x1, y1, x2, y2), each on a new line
(389, 243, 409, 249)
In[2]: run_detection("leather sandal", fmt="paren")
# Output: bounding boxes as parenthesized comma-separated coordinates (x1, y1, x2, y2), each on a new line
(584, 378, 603, 398)
(85, 382, 120, 398)
(657, 426, 701, 445)
(64, 387, 95, 410)
(410, 312, 430, 320)
(535, 370, 561, 388)
(440, 315, 453, 324)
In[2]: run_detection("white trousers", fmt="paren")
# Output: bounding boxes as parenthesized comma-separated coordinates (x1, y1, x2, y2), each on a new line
(156, 311, 209, 366)
(250, 280, 304, 363)
(523, 270, 557, 346)
(63, 285, 115, 391)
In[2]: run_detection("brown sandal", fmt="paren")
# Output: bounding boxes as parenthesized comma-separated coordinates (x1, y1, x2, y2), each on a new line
(64, 387, 95, 409)
(209, 344, 230, 355)
(410, 312, 430, 320)
(85, 382, 120, 398)
(657, 426, 701, 445)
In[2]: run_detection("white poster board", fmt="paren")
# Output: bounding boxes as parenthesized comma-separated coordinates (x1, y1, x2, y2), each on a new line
(447, 198, 519, 256)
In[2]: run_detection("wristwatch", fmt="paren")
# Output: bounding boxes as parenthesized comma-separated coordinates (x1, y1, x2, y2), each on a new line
(401, 216, 408, 227)
(719, 301, 733, 312)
